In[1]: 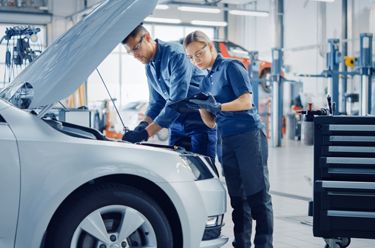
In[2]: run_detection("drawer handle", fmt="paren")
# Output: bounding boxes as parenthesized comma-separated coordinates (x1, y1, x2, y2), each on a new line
(326, 157, 375, 165)
(329, 125, 375, 132)
(327, 191, 375, 197)
(328, 168, 375, 175)
(328, 210, 375, 219)
(329, 146, 375, 153)
(322, 181, 375, 190)
(330, 136, 375, 142)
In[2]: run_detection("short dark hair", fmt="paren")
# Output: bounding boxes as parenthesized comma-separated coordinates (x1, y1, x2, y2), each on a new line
(121, 22, 149, 45)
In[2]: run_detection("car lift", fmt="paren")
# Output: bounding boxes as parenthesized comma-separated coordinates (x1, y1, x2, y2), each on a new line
(249, 49, 298, 147)
(296, 33, 374, 116)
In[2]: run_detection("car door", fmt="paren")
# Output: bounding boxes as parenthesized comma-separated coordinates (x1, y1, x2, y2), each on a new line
(0, 114, 21, 248)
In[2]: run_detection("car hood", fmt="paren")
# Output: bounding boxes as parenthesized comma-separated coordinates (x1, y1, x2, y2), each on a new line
(0, 0, 157, 109)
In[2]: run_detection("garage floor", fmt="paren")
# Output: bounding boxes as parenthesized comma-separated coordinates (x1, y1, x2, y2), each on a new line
(218, 139, 375, 248)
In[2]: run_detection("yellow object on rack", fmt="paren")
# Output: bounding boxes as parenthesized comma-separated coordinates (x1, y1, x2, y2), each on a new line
(68, 82, 87, 108)
(344, 56, 355, 67)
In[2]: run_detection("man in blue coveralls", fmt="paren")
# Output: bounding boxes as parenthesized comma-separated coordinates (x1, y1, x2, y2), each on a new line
(121, 23, 217, 162)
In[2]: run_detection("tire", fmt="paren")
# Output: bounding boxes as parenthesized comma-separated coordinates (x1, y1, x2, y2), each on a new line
(46, 183, 173, 248)
(156, 128, 169, 142)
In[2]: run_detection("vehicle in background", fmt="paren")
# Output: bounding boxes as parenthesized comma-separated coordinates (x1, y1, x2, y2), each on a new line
(176, 39, 274, 94)
(213, 40, 273, 93)
(113, 101, 170, 142)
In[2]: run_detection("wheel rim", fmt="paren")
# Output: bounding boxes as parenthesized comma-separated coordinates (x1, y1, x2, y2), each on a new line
(70, 205, 157, 248)
(260, 73, 272, 93)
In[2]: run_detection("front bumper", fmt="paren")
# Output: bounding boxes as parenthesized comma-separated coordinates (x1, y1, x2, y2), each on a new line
(160, 176, 227, 247)
(196, 178, 228, 247)
(200, 236, 229, 248)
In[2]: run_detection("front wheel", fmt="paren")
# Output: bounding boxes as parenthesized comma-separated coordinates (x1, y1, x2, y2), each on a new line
(46, 184, 173, 248)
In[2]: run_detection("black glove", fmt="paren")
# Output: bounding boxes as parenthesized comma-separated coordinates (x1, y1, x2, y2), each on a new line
(134, 121, 149, 131)
(122, 130, 149, 143)
(187, 92, 222, 116)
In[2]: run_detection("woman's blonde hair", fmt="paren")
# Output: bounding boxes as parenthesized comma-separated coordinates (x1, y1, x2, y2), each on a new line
(183, 30, 217, 55)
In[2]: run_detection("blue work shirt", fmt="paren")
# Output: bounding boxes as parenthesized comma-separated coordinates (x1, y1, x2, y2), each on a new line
(145, 39, 207, 128)
(200, 54, 264, 138)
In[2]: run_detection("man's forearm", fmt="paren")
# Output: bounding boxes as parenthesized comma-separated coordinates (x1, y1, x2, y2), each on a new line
(145, 123, 163, 137)
(142, 116, 154, 124)
(142, 116, 164, 137)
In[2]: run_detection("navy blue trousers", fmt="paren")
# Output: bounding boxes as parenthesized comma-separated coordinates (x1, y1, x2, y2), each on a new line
(222, 129, 273, 248)
(169, 111, 217, 163)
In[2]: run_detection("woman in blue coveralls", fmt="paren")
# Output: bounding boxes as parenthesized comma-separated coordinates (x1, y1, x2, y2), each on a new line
(184, 31, 274, 248)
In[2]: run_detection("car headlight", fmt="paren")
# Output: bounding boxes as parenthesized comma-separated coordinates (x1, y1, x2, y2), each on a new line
(206, 214, 224, 227)
(180, 155, 214, 180)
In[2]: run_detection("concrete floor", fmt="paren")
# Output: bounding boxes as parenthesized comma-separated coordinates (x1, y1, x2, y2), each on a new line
(218, 139, 375, 248)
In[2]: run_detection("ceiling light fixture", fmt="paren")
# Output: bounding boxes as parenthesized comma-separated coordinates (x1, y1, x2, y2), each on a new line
(178, 6, 221, 13)
(155, 5, 169, 10)
(229, 10, 269, 17)
(144, 17, 181, 24)
(191, 20, 227, 27)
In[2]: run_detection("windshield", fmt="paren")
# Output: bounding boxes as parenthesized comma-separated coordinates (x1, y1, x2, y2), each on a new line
(0, 82, 33, 109)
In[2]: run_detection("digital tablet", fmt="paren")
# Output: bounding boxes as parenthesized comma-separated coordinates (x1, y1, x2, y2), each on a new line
(167, 92, 209, 114)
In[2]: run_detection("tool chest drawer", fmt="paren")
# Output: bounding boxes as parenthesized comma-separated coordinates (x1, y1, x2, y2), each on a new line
(319, 157, 375, 181)
(313, 116, 375, 239)
(315, 181, 375, 211)
(314, 180, 375, 238)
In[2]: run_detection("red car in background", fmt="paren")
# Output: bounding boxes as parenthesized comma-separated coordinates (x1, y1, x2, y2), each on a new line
(213, 40, 272, 93)
(176, 39, 274, 93)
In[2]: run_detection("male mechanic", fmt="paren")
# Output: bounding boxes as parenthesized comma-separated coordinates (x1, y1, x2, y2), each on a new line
(121, 23, 216, 162)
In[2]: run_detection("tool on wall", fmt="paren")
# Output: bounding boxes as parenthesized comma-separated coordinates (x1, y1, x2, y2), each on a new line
(0, 25, 42, 86)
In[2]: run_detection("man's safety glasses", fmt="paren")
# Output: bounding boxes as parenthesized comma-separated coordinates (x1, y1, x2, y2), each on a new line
(128, 34, 145, 56)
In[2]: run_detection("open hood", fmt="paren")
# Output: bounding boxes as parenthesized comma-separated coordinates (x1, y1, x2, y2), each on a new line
(0, 0, 157, 109)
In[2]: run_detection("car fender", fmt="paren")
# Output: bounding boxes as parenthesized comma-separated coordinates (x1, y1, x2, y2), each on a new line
(0, 106, 204, 248)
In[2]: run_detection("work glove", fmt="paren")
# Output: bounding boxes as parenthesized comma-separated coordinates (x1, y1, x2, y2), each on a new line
(187, 92, 222, 116)
(122, 130, 148, 143)
(134, 121, 149, 131)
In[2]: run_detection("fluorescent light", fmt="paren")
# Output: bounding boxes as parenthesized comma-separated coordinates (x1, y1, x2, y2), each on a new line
(229, 10, 269, 17)
(144, 17, 181, 24)
(191, 20, 227, 27)
(178, 6, 221, 13)
(155, 5, 169, 10)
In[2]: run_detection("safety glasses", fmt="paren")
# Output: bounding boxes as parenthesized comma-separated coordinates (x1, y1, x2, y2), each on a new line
(187, 44, 208, 61)
(128, 34, 145, 56)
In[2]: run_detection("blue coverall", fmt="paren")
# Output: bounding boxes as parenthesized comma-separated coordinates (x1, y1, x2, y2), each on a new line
(145, 39, 217, 162)
(200, 54, 274, 248)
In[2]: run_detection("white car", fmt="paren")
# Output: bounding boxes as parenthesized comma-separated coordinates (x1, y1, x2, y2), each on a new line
(0, 0, 227, 248)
